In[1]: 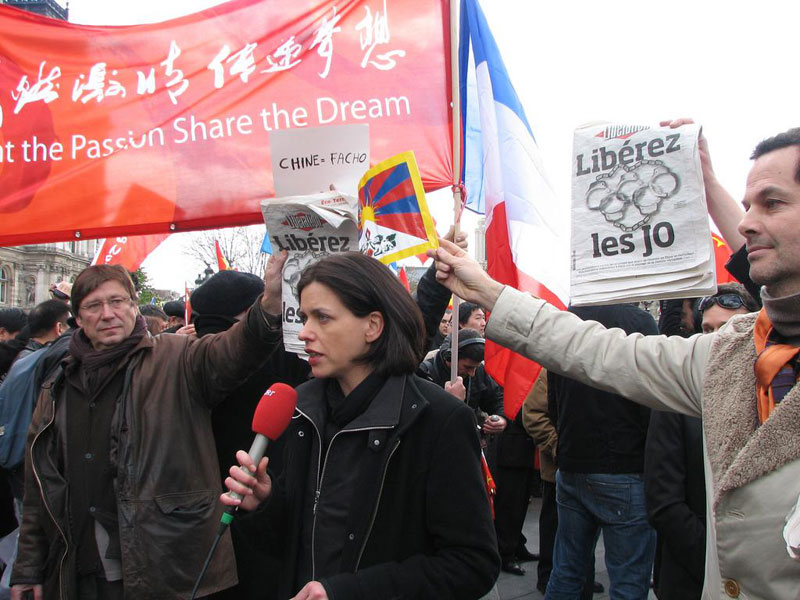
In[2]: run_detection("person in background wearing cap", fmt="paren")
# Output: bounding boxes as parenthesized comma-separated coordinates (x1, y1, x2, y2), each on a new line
(191, 269, 310, 600)
(417, 328, 506, 435)
(49, 281, 72, 305)
(161, 299, 186, 333)
(10, 252, 288, 600)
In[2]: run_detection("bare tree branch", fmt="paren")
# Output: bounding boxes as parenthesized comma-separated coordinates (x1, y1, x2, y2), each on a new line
(181, 225, 269, 278)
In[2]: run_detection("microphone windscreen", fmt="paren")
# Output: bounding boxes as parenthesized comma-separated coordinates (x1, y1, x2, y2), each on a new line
(252, 383, 298, 440)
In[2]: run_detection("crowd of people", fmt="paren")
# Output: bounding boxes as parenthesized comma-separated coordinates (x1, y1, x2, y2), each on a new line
(0, 121, 797, 600)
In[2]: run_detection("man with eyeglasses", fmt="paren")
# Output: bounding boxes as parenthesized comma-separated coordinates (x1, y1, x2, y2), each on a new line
(428, 126, 800, 598)
(10, 253, 287, 600)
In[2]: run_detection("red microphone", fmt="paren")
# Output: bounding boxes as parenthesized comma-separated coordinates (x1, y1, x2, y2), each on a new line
(194, 383, 298, 599)
(221, 382, 297, 523)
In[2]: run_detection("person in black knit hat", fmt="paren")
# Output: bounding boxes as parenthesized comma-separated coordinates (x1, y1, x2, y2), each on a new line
(192, 269, 311, 600)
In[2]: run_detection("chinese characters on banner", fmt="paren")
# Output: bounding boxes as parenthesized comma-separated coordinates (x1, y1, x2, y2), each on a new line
(0, 0, 451, 245)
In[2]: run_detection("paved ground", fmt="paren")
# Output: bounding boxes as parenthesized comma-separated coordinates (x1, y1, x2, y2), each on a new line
(495, 497, 656, 600)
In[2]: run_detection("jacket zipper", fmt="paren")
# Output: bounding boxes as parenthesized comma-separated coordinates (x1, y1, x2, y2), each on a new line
(296, 408, 324, 580)
(354, 437, 401, 570)
(297, 408, 395, 581)
(30, 395, 68, 600)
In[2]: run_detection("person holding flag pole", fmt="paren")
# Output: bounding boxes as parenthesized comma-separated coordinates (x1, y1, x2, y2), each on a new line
(427, 123, 800, 598)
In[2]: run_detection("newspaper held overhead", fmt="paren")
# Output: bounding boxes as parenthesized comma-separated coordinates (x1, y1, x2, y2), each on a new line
(260, 192, 359, 356)
(570, 122, 716, 306)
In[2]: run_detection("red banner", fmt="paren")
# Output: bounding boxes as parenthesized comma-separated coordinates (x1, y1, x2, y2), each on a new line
(91, 233, 170, 271)
(0, 0, 452, 246)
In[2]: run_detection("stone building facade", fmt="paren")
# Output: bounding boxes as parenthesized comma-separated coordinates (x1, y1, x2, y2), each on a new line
(0, 0, 67, 20)
(0, 241, 99, 310)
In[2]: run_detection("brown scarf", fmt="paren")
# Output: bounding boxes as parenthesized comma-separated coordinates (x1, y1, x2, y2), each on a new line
(753, 309, 800, 423)
(69, 316, 147, 397)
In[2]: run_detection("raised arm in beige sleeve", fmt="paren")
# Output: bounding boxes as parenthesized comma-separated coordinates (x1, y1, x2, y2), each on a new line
(486, 287, 711, 418)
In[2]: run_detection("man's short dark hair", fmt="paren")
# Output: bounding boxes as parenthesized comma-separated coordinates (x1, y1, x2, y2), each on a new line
(297, 252, 425, 378)
(72, 265, 137, 315)
(751, 127, 800, 182)
(139, 304, 168, 320)
(27, 300, 70, 338)
(458, 302, 482, 327)
(0, 308, 27, 336)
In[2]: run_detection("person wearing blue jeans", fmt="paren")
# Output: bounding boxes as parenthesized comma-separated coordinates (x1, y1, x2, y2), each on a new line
(544, 304, 658, 599)
(546, 471, 655, 599)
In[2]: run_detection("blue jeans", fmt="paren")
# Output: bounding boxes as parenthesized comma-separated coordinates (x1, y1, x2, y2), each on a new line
(545, 471, 655, 600)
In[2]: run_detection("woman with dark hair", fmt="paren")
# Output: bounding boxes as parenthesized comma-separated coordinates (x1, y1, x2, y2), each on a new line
(222, 252, 500, 600)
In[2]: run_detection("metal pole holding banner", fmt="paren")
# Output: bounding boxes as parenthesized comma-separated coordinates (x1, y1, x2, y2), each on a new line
(449, 0, 462, 386)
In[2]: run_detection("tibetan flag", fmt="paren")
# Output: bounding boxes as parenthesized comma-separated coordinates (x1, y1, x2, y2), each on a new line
(358, 151, 438, 265)
(215, 239, 232, 271)
(712, 233, 737, 284)
(460, 0, 568, 419)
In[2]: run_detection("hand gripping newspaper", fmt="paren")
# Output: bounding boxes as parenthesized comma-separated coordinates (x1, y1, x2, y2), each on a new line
(261, 192, 359, 355)
(570, 122, 716, 306)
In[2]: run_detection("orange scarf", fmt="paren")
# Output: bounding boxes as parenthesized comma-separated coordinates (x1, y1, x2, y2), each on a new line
(753, 309, 800, 423)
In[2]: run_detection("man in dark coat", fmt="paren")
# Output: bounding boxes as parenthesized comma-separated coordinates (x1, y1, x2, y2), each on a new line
(11, 254, 287, 600)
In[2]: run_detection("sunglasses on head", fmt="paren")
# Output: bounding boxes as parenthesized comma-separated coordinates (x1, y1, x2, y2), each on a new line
(51, 288, 69, 300)
(698, 293, 745, 313)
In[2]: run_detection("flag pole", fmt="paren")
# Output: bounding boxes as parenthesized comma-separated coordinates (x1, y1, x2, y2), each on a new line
(449, 0, 462, 384)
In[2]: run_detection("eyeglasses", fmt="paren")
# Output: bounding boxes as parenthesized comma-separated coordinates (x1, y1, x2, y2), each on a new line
(80, 296, 132, 315)
(698, 293, 745, 313)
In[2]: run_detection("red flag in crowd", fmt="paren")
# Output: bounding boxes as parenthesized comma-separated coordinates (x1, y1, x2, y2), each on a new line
(91, 234, 170, 272)
(397, 266, 411, 293)
(712, 233, 737, 284)
(215, 240, 232, 271)
(184, 282, 192, 324)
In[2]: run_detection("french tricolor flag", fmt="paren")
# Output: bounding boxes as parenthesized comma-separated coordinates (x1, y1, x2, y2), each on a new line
(459, 0, 569, 418)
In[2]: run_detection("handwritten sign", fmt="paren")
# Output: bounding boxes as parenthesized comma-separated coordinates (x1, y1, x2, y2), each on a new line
(270, 124, 369, 197)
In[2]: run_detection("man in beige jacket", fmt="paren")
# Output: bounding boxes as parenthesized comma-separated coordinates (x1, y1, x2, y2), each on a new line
(429, 127, 800, 599)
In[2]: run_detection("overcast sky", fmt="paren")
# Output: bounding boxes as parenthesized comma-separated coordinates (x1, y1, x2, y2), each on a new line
(62, 0, 800, 291)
